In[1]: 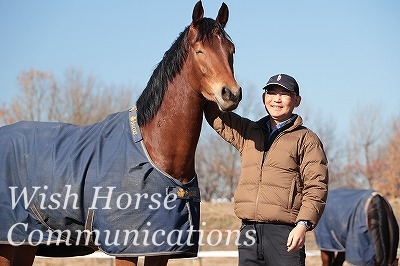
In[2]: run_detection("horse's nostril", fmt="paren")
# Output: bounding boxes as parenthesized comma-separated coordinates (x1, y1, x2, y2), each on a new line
(221, 87, 230, 101)
(222, 87, 241, 102)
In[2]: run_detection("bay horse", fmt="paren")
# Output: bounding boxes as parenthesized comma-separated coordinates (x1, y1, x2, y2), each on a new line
(314, 188, 399, 266)
(0, 1, 242, 266)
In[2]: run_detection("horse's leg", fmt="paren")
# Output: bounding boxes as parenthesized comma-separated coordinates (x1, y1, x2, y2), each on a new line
(332, 251, 345, 266)
(0, 244, 15, 266)
(321, 250, 334, 266)
(115, 257, 138, 266)
(0, 245, 37, 266)
(12, 246, 37, 266)
(144, 255, 169, 266)
(115, 255, 169, 266)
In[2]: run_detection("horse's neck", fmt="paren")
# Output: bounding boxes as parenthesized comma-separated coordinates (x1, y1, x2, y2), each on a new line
(140, 75, 204, 184)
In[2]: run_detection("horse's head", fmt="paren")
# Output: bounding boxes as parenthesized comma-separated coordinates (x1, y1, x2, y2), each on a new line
(187, 1, 242, 111)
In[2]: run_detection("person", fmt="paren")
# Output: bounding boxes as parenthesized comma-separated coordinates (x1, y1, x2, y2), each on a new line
(204, 73, 329, 265)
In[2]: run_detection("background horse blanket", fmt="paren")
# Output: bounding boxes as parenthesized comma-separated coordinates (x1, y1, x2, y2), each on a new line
(0, 108, 200, 258)
(314, 188, 378, 265)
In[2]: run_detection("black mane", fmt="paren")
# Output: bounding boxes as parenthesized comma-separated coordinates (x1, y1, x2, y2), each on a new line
(136, 18, 232, 127)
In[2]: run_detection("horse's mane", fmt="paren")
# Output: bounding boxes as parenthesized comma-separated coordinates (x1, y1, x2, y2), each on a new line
(136, 18, 232, 127)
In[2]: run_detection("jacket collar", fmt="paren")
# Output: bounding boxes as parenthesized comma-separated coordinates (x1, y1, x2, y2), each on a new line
(256, 114, 301, 133)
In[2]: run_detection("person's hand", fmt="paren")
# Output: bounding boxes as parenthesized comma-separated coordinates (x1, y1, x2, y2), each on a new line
(286, 224, 307, 252)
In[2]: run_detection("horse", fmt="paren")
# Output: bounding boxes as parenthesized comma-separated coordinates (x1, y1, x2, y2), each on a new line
(314, 188, 399, 266)
(0, 1, 242, 266)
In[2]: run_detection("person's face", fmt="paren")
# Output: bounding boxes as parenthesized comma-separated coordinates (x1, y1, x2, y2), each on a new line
(263, 85, 301, 125)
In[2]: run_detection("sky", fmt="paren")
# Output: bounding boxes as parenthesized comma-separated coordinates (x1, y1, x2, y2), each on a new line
(1, 1, 399, 138)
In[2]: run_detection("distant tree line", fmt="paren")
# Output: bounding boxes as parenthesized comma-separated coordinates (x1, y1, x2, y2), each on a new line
(0, 68, 133, 125)
(1, 68, 399, 200)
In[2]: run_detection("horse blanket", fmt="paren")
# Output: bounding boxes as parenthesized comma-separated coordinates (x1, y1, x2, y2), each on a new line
(314, 188, 377, 265)
(0, 107, 200, 258)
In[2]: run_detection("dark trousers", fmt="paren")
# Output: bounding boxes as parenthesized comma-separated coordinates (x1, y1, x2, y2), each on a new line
(238, 222, 306, 266)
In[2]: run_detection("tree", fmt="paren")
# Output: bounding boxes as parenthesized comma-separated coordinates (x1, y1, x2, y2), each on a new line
(300, 106, 345, 188)
(48, 68, 133, 125)
(342, 104, 385, 189)
(0, 69, 56, 124)
(0, 68, 135, 125)
(196, 131, 240, 201)
(373, 116, 400, 197)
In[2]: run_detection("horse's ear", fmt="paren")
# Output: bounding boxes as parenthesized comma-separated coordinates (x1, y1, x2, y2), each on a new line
(192, 1, 204, 26)
(216, 2, 229, 28)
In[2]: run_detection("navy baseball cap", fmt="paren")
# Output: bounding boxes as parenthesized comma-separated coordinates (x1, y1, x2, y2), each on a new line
(263, 74, 300, 95)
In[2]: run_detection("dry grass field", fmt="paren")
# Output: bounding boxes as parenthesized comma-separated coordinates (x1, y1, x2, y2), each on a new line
(33, 199, 400, 266)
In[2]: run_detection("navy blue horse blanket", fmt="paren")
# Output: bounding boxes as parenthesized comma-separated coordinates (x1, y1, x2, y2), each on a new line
(0, 107, 200, 258)
(314, 188, 383, 265)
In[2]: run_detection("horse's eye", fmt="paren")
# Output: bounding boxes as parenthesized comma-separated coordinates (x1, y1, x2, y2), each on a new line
(196, 50, 203, 54)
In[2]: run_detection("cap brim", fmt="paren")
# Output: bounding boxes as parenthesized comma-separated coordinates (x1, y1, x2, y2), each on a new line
(263, 83, 294, 92)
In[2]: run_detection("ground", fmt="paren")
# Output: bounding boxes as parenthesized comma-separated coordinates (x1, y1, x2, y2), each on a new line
(33, 199, 400, 266)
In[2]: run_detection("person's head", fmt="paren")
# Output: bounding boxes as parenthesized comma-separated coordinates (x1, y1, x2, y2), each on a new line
(262, 74, 301, 126)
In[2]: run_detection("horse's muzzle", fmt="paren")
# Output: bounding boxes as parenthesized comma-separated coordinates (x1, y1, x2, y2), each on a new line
(220, 86, 242, 110)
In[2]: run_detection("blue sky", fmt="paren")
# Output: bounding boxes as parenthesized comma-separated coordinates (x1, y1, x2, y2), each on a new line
(1, 1, 399, 137)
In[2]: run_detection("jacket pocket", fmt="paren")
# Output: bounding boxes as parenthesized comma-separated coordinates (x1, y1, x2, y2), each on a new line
(287, 174, 302, 210)
(288, 178, 296, 209)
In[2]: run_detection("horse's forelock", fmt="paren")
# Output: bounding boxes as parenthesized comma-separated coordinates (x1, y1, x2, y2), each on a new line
(196, 18, 232, 44)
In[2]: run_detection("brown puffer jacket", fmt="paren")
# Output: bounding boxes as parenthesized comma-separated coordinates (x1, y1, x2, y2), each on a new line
(205, 103, 328, 229)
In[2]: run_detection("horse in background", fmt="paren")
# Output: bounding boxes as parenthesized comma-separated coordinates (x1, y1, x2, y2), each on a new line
(0, 1, 242, 266)
(314, 188, 399, 266)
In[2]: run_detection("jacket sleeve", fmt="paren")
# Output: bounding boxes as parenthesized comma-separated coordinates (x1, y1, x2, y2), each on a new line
(204, 101, 249, 153)
(296, 131, 329, 229)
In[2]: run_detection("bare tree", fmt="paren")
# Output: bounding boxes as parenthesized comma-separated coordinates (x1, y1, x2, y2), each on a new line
(374, 116, 400, 198)
(196, 140, 231, 201)
(0, 104, 6, 123)
(0, 69, 56, 124)
(300, 105, 346, 188)
(49, 68, 133, 125)
(342, 103, 386, 188)
(197, 132, 240, 201)
(0, 68, 135, 126)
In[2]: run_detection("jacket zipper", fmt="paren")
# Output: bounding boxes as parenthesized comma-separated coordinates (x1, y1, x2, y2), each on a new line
(253, 115, 302, 219)
(254, 131, 284, 220)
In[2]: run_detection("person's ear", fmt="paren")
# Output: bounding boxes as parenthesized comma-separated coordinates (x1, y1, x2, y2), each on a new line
(294, 95, 302, 107)
(262, 92, 266, 104)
